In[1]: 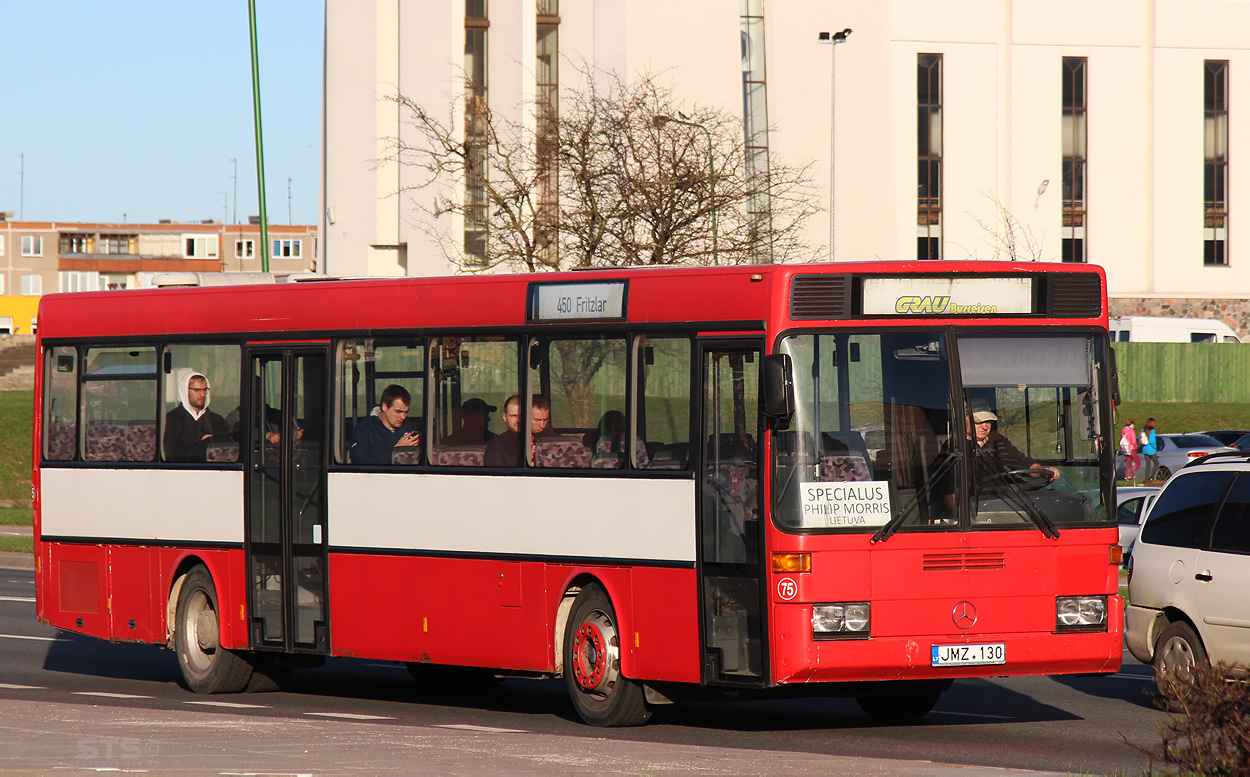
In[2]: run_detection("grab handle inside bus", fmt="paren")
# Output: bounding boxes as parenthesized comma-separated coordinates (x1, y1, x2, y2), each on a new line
(763, 353, 794, 424)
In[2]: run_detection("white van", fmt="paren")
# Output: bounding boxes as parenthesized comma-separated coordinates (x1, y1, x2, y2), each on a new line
(1109, 315, 1241, 343)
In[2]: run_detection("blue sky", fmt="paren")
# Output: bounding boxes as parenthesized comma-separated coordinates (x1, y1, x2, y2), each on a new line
(0, 1, 324, 226)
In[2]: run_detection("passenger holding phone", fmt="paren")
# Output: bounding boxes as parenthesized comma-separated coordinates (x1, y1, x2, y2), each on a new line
(349, 384, 423, 464)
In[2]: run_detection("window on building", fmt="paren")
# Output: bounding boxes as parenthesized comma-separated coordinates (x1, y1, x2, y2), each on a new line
(21, 235, 43, 256)
(21, 274, 42, 296)
(535, 0, 559, 266)
(1205, 60, 1229, 266)
(60, 233, 93, 254)
(59, 271, 98, 293)
(1062, 57, 1088, 263)
(235, 239, 255, 259)
(465, 1, 490, 265)
(272, 239, 301, 258)
(0, 235, 5, 256)
(100, 234, 135, 255)
(917, 53, 942, 260)
(184, 235, 219, 258)
(741, 0, 773, 262)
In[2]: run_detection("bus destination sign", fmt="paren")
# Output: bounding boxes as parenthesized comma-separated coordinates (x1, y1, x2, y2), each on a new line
(529, 281, 627, 322)
(862, 277, 1033, 316)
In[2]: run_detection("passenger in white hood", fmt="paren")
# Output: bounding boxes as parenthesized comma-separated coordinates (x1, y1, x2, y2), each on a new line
(164, 370, 232, 461)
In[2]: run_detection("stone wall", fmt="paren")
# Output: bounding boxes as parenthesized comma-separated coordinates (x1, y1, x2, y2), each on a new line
(1108, 298, 1250, 341)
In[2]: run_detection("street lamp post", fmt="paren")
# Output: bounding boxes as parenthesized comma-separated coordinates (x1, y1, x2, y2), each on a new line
(818, 28, 852, 261)
(653, 114, 717, 264)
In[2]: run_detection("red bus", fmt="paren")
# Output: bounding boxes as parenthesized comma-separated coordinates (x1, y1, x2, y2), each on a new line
(33, 262, 1122, 726)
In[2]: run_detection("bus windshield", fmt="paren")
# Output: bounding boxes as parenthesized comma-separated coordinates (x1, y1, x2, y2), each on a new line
(772, 330, 1111, 533)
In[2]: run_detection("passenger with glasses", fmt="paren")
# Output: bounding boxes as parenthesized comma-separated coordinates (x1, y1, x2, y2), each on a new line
(164, 370, 232, 462)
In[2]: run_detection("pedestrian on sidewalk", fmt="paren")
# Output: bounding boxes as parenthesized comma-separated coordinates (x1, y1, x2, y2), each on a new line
(1140, 418, 1159, 481)
(1121, 418, 1141, 484)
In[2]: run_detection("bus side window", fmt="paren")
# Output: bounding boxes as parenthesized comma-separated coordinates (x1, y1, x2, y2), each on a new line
(82, 346, 158, 463)
(634, 336, 691, 470)
(44, 346, 78, 461)
(532, 335, 627, 469)
(338, 338, 427, 466)
(431, 336, 517, 467)
(161, 343, 242, 463)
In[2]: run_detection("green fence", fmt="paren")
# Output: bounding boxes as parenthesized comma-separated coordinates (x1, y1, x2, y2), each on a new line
(1113, 342, 1250, 402)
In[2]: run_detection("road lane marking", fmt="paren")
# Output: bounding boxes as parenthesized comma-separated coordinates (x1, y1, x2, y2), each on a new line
(304, 712, 395, 720)
(73, 691, 154, 699)
(0, 633, 67, 642)
(435, 723, 528, 733)
(0, 683, 44, 690)
(185, 700, 270, 709)
(1110, 673, 1153, 680)
(0, 596, 35, 603)
(930, 710, 1015, 720)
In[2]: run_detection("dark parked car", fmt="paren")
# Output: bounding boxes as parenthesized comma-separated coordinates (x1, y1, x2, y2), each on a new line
(1197, 429, 1250, 446)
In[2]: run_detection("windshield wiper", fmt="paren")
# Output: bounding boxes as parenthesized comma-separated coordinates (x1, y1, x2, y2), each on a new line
(978, 469, 1061, 540)
(871, 450, 960, 544)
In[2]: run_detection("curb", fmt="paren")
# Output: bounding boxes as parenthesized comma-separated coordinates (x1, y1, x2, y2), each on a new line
(0, 551, 34, 571)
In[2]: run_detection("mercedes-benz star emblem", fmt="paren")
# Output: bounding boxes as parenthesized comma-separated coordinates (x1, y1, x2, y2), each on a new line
(952, 601, 977, 630)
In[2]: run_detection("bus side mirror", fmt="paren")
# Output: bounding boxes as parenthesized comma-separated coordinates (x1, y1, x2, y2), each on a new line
(763, 354, 794, 423)
(1108, 346, 1121, 405)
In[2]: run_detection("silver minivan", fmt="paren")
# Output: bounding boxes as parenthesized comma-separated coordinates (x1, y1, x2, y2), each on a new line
(1125, 455, 1250, 701)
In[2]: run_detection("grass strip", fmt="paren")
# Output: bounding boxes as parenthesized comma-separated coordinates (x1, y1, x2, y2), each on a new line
(0, 508, 32, 526)
(0, 536, 32, 554)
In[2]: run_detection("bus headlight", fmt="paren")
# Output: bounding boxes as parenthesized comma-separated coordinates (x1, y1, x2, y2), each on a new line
(812, 602, 870, 639)
(1056, 595, 1107, 630)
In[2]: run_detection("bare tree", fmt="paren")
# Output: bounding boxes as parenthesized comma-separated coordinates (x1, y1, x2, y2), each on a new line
(380, 62, 818, 273)
(964, 188, 1046, 262)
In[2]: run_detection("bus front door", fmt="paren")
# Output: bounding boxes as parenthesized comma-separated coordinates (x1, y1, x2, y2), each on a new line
(244, 348, 329, 654)
(698, 341, 768, 686)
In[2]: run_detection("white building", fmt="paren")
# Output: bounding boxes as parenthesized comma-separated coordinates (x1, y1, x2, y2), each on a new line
(322, 0, 1250, 333)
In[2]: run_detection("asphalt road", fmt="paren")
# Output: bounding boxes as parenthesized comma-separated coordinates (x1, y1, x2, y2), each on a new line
(0, 570, 1168, 774)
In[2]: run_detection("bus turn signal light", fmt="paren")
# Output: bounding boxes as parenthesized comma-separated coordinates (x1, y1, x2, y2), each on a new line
(1109, 545, 1123, 565)
(772, 552, 811, 573)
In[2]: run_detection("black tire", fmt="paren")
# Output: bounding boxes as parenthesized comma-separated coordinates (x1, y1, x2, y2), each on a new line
(856, 682, 944, 721)
(1153, 620, 1207, 710)
(174, 566, 253, 694)
(1154, 466, 1171, 482)
(563, 584, 651, 727)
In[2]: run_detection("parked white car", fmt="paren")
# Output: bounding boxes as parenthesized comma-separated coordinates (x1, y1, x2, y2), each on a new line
(1125, 452, 1250, 704)
(1116, 486, 1160, 550)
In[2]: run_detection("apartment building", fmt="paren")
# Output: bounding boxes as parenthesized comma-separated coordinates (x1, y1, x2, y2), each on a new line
(0, 217, 317, 334)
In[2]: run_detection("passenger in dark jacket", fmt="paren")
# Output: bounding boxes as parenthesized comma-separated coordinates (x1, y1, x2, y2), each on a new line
(164, 371, 232, 462)
(485, 394, 556, 467)
(349, 384, 422, 464)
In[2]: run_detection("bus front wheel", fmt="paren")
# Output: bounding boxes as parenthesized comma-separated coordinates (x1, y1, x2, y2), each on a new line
(174, 566, 253, 694)
(855, 681, 944, 721)
(563, 584, 651, 727)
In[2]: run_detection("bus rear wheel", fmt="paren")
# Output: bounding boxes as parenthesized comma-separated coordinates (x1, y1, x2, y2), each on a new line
(563, 584, 650, 727)
(174, 566, 253, 694)
(855, 681, 944, 721)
